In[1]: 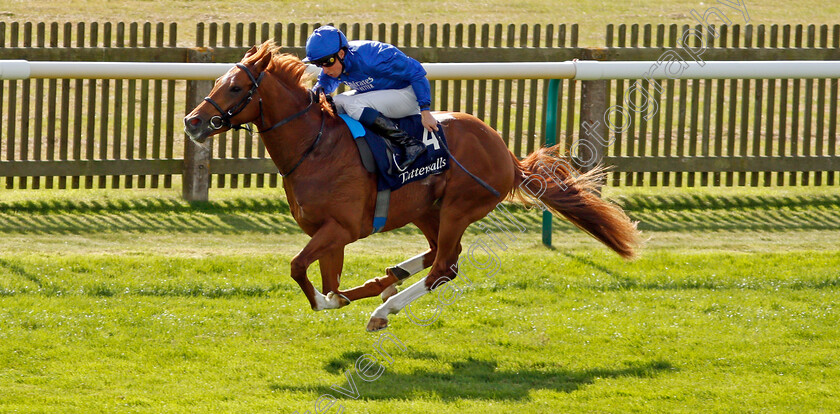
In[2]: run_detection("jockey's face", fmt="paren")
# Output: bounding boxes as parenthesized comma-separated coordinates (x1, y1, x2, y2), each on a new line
(322, 49, 345, 78)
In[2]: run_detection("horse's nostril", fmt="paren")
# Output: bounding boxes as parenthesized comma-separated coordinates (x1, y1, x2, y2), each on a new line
(189, 117, 201, 126)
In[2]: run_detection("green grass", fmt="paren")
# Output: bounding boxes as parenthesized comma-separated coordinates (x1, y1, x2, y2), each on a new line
(0, 250, 838, 412)
(1, 185, 840, 412)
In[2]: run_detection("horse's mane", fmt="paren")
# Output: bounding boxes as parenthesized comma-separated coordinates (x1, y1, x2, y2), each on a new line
(242, 40, 335, 116)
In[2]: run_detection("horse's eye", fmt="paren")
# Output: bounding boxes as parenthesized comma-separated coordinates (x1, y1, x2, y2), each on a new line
(231, 86, 243, 93)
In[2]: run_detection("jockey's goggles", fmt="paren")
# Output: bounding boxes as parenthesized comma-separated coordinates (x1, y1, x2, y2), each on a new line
(312, 53, 340, 68)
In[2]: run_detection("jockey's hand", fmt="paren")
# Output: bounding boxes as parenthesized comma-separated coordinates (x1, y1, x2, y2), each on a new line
(421, 110, 439, 133)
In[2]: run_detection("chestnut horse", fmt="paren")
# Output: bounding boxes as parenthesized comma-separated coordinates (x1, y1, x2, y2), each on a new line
(184, 41, 640, 331)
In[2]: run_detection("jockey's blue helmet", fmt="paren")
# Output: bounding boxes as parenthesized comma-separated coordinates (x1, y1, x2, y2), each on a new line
(303, 26, 349, 63)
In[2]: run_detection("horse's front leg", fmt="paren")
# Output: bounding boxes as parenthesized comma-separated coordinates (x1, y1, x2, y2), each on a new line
(290, 220, 352, 311)
(319, 247, 351, 310)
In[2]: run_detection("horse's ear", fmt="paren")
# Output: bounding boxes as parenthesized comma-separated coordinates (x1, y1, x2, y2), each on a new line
(253, 50, 273, 72)
(244, 45, 259, 58)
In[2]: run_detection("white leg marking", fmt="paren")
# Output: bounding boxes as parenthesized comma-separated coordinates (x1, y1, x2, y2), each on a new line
(380, 283, 398, 302)
(398, 252, 427, 276)
(313, 291, 342, 311)
(371, 277, 431, 319)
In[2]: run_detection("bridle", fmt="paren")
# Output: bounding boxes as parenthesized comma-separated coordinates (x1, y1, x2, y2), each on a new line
(204, 63, 318, 134)
(203, 63, 324, 177)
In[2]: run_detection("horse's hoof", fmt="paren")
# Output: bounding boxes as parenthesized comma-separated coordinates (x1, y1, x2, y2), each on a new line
(380, 284, 398, 302)
(327, 291, 351, 308)
(366, 317, 389, 332)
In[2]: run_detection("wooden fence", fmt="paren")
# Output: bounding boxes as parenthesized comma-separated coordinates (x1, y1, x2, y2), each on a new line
(0, 22, 182, 190)
(599, 23, 840, 187)
(0, 22, 838, 193)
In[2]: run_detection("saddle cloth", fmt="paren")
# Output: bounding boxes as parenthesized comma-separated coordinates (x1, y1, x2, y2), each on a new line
(340, 114, 450, 191)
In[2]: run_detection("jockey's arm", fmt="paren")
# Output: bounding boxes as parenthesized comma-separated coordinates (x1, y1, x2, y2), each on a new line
(409, 69, 436, 132)
(313, 73, 340, 95)
(374, 45, 436, 132)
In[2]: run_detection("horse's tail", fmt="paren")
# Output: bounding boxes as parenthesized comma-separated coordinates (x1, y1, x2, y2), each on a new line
(509, 145, 641, 259)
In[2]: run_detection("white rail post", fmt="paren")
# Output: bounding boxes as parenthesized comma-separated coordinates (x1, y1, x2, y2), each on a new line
(183, 48, 215, 202)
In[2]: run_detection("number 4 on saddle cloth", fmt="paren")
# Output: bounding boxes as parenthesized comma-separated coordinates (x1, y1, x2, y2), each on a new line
(339, 113, 451, 234)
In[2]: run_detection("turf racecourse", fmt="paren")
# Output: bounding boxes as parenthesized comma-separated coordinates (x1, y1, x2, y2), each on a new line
(0, 186, 838, 413)
(2, 1, 839, 411)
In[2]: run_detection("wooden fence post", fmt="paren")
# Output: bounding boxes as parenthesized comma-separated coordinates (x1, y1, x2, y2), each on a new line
(183, 47, 215, 201)
(578, 79, 608, 172)
(577, 48, 608, 191)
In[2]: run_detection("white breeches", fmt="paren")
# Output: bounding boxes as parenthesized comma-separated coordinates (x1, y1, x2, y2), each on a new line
(333, 86, 421, 120)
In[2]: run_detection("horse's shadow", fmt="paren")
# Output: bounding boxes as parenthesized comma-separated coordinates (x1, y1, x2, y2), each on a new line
(272, 349, 675, 401)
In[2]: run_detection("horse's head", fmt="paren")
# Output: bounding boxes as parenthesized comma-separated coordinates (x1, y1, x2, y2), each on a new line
(184, 42, 281, 143)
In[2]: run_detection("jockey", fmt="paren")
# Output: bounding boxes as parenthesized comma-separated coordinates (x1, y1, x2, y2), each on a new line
(303, 25, 438, 171)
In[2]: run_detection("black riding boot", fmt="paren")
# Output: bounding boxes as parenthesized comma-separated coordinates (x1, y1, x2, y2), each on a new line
(360, 109, 426, 171)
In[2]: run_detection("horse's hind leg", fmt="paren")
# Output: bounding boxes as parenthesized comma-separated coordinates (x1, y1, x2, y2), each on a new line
(367, 211, 470, 332)
(377, 251, 425, 302)
(379, 211, 441, 301)
(336, 265, 409, 303)
(338, 250, 431, 303)
(337, 211, 441, 303)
